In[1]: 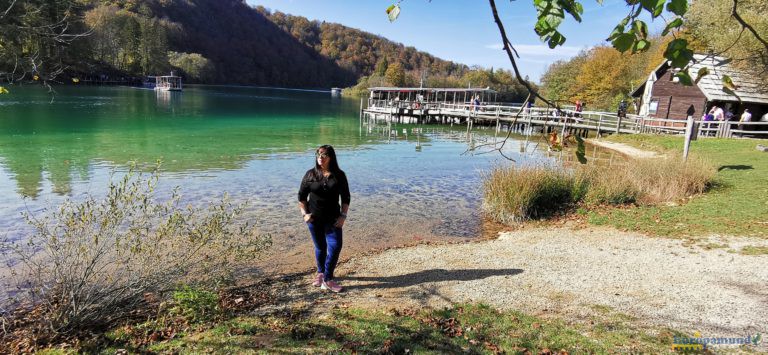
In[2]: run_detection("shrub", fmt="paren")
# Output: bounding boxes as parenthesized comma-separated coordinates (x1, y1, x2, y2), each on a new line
(483, 166, 576, 223)
(0, 164, 271, 338)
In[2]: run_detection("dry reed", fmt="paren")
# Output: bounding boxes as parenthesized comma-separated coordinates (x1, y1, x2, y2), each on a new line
(483, 155, 716, 223)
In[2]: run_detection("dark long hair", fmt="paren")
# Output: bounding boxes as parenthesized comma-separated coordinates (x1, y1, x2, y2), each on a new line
(311, 145, 342, 180)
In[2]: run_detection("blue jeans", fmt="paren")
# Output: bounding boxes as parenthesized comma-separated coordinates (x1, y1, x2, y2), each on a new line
(306, 220, 343, 281)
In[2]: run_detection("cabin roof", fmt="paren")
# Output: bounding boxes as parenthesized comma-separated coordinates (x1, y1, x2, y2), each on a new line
(690, 54, 768, 104)
(632, 54, 768, 104)
(368, 87, 497, 94)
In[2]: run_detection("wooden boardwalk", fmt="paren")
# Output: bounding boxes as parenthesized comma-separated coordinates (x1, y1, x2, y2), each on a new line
(362, 99, 768, 139)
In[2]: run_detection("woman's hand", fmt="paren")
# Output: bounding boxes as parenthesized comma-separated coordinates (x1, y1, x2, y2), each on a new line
(303, 213, 313, 223)
(334, 216, 346, 228)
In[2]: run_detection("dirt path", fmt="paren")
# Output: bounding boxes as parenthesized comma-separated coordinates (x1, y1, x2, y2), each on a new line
(587, 139, 660, 158)
(279, 226, 767, 346)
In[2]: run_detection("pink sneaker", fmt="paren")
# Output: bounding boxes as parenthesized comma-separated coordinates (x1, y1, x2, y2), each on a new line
(312, 273, 324, 287)
(321, 280, 343, 293)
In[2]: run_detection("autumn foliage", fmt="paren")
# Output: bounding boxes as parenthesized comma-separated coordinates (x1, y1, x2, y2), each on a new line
(540, 36, 672, 112)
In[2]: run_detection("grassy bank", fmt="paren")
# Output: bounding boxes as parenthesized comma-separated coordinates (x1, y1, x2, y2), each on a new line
(9, 280, 687, 353)
(79, 301, 678, 354)
(590, 135, 768, 239)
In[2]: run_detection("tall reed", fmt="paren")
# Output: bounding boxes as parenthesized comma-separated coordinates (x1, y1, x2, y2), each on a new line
(483, 155, 716, 223)
(482, 166, 576, 223)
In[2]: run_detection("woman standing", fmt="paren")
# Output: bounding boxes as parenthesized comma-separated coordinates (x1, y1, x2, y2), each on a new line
(298, 145, 350, 293)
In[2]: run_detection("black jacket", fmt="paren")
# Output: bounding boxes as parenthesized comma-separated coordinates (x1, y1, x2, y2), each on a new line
(298, 169, 351, 222)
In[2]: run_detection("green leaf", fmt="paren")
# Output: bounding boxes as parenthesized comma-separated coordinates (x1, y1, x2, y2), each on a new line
(612, 33, 635, 52)
(631, 20, 648, 39)
(722, 75, 737, 90)
(666, 0, 688, 16)
(386, 4, 400, 22)
(663, 39, 693, 68)
(722, 86, 738, 98)
(640, 0, 665, 17)
(564, 1, 584, 22)
(674, 70, 693, 85)
(547, 31, 566, 48)
(607, 24, 624, 41)
(633, 39, 650, 52)
(662, 18, 684, 36)
(694, 67, 709, 84)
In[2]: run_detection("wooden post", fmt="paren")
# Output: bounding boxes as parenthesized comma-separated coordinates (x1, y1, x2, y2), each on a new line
(560, 117, 567, 143)
(359, 97, 364, 120)
(596, 114, 603, 137)
(683, 115, 696, 161)
(527, 109, 534, 135)
(615, 114, 623, 134)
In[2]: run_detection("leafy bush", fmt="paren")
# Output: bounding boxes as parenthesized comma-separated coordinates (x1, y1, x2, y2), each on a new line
(0, 164, 271, 337)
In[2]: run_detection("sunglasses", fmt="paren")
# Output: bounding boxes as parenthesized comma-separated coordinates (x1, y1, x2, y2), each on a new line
(316, 152, 330, 158)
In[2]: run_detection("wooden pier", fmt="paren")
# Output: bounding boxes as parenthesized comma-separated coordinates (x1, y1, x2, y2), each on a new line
(361, 87, 768, 139)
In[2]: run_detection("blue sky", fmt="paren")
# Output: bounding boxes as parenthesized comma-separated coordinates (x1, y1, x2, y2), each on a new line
(251, 1, 665, 82)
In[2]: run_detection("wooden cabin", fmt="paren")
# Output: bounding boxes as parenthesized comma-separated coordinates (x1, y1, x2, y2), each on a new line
(632, 54, 768, 123)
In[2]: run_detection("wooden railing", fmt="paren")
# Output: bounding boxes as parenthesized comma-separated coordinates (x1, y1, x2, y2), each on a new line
(364, 99, 768, 138)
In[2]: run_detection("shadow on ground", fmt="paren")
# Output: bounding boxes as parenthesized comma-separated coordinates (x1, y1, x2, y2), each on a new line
(343, 268, 524, 290)
(718, 165, 753, 171)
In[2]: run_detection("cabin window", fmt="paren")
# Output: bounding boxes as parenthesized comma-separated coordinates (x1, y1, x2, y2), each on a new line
(649, 99, 659, 114)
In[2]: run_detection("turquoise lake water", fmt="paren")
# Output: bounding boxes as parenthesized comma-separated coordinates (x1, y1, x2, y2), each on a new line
(0, 85, 593, 273)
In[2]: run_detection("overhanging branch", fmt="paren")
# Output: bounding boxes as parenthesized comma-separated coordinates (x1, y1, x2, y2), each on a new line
(731, 0, 768, 53)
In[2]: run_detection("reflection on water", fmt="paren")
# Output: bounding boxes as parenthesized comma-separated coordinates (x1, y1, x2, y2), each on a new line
(0, 85, 623, 275)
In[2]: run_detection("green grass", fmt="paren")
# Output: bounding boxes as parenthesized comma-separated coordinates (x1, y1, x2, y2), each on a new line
(97, 304, 679, 354)
(591, 135, 768, 238)
(740, 245, 768, 255)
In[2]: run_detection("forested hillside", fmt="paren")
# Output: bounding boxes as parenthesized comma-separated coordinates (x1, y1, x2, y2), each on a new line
(258, 7, 468, 84)
(0, 0, 469, 88)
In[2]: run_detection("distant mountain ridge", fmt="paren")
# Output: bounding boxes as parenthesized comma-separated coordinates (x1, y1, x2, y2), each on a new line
(61, 0, 467, 88)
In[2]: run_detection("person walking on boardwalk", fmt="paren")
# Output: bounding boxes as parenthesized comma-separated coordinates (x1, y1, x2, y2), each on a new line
(298, 145, 351, 293)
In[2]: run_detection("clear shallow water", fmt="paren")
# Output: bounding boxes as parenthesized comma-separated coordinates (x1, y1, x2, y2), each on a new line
(0, 85, 606, 274)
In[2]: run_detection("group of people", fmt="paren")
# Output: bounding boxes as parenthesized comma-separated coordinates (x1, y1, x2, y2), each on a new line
(702, 105, 754, 123)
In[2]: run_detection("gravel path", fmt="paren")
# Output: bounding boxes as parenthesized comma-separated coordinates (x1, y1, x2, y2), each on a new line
(302, 226, 768, 343)
(587, 140, 660, 158)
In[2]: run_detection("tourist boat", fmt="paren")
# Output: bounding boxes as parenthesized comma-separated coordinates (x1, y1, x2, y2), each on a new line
(154, 73, 182, 92)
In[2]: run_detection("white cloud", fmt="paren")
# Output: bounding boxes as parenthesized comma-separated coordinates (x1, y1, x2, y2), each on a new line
(485, 43, 587, 58)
